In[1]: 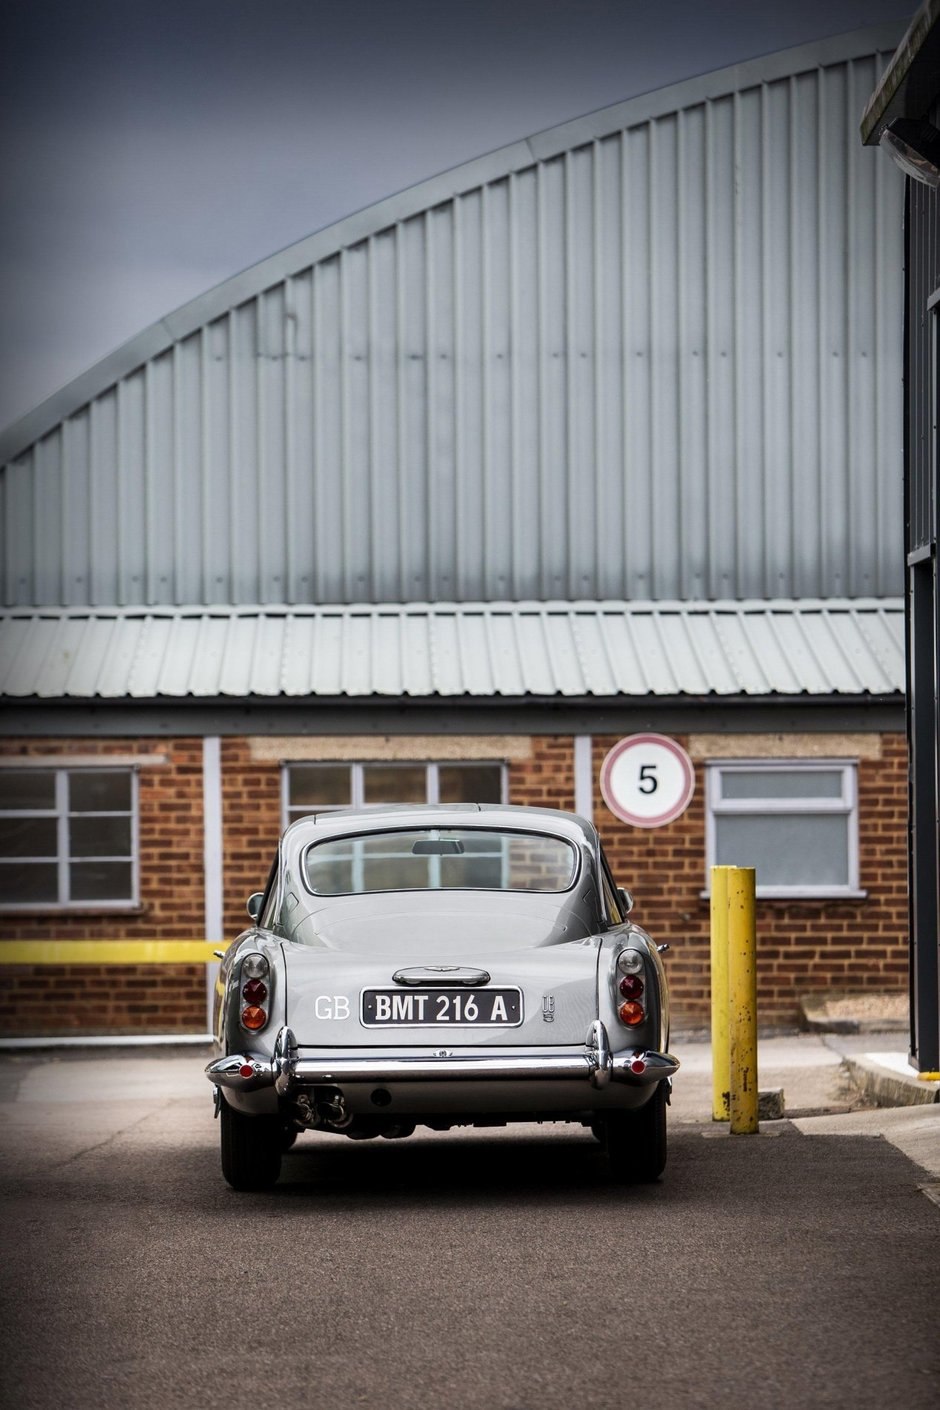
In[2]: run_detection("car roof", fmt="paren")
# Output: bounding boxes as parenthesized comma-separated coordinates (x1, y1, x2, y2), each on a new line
(282, 803, 599, 850)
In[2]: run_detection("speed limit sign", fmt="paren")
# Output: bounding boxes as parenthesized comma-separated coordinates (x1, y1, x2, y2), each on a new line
(600, 734, 695, 828)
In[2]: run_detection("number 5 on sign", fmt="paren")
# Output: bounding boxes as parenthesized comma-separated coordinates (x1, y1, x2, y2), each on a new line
(600, 734, 695, 828)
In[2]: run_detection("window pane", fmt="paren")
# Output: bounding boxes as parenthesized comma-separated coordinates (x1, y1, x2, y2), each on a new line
(438, 764, 502, 803)
(362, 764, 427, 804)
(440, 853, 503, 888)
(715, 815, 849, 887)
(69, 816, 131, 858)
(70, 771, 132, 812)
(289, 765, 351, 809)
(303, 829, 576, 895)
(0, 862, 58, 903)
(721, 769, 844, 801)
(70, 861, 133, 902)
(0, 771, 55, 810)
(0, 817, 58, 859)
(362, 853, 430, 891)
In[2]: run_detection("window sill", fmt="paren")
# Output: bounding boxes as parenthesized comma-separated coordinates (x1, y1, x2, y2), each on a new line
(698, 890, 868, 903)
(0, 903, 145, 917)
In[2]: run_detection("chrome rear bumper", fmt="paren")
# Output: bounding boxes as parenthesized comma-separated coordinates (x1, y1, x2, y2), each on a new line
(206, 1021, 679, 1095)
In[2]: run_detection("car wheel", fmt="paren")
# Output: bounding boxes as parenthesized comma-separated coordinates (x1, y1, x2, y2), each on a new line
(220, 1101, 283, 1190)
(604, 1083, 667, 1183)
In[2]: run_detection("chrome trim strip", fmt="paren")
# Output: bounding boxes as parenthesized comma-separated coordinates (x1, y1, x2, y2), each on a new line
(205, 1027, 680, 1094)
(205, 1052, 274, 1092)
(392, 966, 492, 986)
(587, 1018, 612, 1089)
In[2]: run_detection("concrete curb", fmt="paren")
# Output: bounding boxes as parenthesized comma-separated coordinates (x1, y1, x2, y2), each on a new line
(842, 1051, 940, 1107)
(800, 993, 908, 1035)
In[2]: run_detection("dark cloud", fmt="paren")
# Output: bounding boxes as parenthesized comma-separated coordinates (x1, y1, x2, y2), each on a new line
(0, 0, 915, 429)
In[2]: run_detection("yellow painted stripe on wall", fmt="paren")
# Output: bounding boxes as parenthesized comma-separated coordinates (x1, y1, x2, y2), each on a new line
(0, 941, 221, 965)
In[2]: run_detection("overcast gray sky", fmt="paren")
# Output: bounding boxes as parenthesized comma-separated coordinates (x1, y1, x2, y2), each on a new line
(0, 0, 914, 432)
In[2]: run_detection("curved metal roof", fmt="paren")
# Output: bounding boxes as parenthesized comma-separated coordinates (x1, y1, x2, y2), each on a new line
(0, 24, 905, 611)
(0, 22, 900, 464)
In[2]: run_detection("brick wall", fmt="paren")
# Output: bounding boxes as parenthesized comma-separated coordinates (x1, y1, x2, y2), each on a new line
(0, 730, 909, 1034)
(0, 737, 206, 1034)
(220, 738, 283, 939)
(588, 733, 909, 1028)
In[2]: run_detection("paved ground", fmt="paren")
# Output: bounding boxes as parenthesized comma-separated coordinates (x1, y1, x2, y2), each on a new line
(1, 1038, 938, 1410)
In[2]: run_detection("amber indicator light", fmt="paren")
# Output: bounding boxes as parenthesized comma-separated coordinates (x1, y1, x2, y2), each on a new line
(241, 1005, 267, 1030)
(618, 1000, 644, 1026)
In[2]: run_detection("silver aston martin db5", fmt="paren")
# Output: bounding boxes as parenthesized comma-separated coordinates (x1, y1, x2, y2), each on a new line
(207, 804, 678, 1189)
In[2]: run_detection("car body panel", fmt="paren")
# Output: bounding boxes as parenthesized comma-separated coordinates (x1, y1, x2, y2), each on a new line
(208, 804, 677, 1163)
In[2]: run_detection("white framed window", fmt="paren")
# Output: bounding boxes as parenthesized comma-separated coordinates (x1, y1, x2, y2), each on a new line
(705, 760, 862, 899)
(282, 761, 506, 828)
(0, 766, 139, 909)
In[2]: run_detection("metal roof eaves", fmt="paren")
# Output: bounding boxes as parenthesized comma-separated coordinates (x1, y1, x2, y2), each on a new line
(0, 25, 899, 467)
(0, 596, 907, 623)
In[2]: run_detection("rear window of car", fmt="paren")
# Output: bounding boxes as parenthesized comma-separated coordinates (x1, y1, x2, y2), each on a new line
(302, 828, 578, 896)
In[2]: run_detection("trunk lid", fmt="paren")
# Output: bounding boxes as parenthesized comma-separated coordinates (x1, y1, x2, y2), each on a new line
(283, 939, 601, 1047)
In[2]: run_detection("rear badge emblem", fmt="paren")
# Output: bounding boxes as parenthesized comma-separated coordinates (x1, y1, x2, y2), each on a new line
(542, 995, 555, 1023)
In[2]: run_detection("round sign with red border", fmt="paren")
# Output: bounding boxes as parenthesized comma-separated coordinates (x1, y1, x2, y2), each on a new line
(600, 734, 695, 828)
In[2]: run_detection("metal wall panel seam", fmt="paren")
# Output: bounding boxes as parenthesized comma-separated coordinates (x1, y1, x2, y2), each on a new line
(534, 160, 548, 599)
(423, 207, 439, 602)
(762, 78, 790, 600)
(114, 380, 126, 606)
(339, 253, 352, 602)
(590, 138, 606, 602)
(366, 235, 380, 602)
(170, 342, 184, 605)
(508, 171, 523, 600)
(704, 98, 728, 599)
(198, 327, 211, 605)
(480, 183, 492, 598)
(453, 192, 467, 599)
(563, 149, 575, 599)
(283, 275, 298, 605)
(87, 397, 100, 606)
(394, 223, 409, 604)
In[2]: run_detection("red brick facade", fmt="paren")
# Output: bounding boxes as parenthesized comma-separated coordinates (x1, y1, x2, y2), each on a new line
(0, 731, 909, 1034)
(591, 734, 909, 1028)
(0, 737, 207, 1034)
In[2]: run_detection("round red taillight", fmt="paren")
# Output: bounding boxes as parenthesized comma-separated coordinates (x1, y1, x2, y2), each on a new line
(238, 1063, 255, 1078)
(243, 978, 267, 1003)
(618, 1000, 644, 1026)
(619, 974, 644, 1000)
(241, 1005, 267, 1030)
(631, 1058, 647, 1074)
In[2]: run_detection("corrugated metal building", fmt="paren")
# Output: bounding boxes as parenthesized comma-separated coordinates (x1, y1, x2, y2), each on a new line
(862, 0, 940, 1073)
(0, 25, 912, 1035)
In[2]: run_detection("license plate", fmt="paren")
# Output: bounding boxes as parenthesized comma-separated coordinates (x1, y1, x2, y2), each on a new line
(361, 987, 523, 1027)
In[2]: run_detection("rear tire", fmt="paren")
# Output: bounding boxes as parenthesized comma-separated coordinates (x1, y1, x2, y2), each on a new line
(220, 1102, 283, 1190)
(604, 1083, 667, 1183)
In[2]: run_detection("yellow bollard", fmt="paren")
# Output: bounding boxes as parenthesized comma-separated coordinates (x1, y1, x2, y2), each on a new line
(710, 866, 731, 1121)
(728, 866, 758, 1134)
